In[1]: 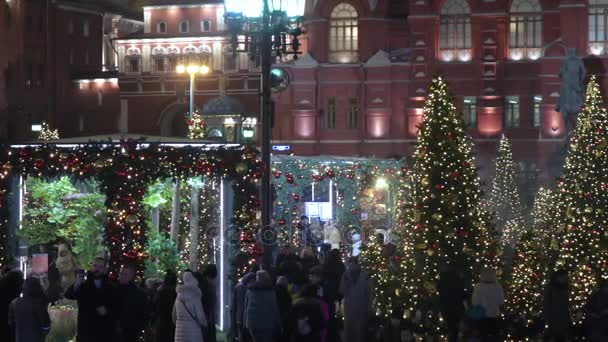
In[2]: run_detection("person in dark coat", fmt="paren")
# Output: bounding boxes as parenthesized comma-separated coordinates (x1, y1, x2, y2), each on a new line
(8, 277, 50, 342)
(200, 264, 218, 342)
(291, 284, 325, 342)
(276, 276, 292, 342)
(232, 272, 256, 342)
(322, 249, 345, 342)
(117, 264, 150, 342)
(585, 280, 608, 341)
(278, 245, 302, 285)
(244, 270, 281, 342)
(543, 270, 571, 342)
(65, 257, 120, 342)
(0, 270, 24, 342)
(438, 265, 466, 342)
(152, 271, 178, 342)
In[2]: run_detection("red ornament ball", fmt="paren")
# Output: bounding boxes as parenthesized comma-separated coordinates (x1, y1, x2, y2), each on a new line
(435, 184, 444, 190)
(293, 194, 300, 202)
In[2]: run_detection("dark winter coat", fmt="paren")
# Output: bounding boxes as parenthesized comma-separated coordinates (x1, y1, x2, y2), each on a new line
(0, 271, 23, 342)
(276, 283, 292, 339)
(200, 277, 217, 342)
(117, 282, 150, 342)
(543, 285, 571, 337)
(322, 260, 345, 304)
(244, 281, 281, 332)
(438, 270, 466, 319)
(152, 285, 177, 342)
(65, 275, 120, 342)
(291, 296, 325, 342)
(8, 295, 50, 342)
(585, 287, 608, 341)
(278, 254, 302, 284)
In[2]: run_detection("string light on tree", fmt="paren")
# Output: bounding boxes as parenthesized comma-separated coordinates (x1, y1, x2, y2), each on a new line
(554, 76, 608, 322)
(187, 111, 207, 140)
(531, 187, 555, 245)
(38, 122, 60, 141)
(359, 238, 393, 317)
(397, 76, 499, 333)
(487, 135, 525, 242)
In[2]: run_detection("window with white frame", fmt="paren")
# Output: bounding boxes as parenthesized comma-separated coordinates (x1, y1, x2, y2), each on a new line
(589, 0, 608, 55)
(126, 48, 142, 73)
(152, 47, 167, 73)
(463, 96, 477, 127)
(329, 3, 358, 63)
(439, 0, 471, 62)
(157, 22, 166, 33)
(533, 95, 542, 127)
(504, 96, 520, 128)
(201, 20, 211, 32)
(180, 20, 189, 33)
(509, 0, 542, 60)
(223, 46, 237, 72)
(167, 47, 180, 72)
(197, 45, 213, 66)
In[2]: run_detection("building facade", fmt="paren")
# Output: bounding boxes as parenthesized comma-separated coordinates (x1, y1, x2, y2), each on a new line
(110, 0, 261, 140)
(271, 0, 608, 198)
(0, 0, 141, 141)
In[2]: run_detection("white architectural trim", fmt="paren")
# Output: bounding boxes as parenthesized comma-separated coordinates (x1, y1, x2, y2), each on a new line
(364, 50, 391, 67)
(292, 53, 319, 68)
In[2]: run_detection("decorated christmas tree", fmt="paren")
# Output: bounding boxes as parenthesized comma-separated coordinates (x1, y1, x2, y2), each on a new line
(554, 76, 608, 321)
(505, 228, 546, 336)
(398, 76, 499, 317)
(487, 135, 525, 238)
(186, 111, 207, 139)
(359, 237, 392, 317)
(531, 187, 555, 245)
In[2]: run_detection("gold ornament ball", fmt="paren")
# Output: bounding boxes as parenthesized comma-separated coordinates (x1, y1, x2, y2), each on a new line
(235, 162, 249, 174)
(432, 213, 443, 221)
(426, 249, 435, 256)
(415, 243, 426, 250)
(421, 177, 429, 186)
(125, 214, 138, 226)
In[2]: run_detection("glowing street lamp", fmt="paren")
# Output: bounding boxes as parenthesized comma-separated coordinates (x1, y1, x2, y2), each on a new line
(176, 64, 210, 118)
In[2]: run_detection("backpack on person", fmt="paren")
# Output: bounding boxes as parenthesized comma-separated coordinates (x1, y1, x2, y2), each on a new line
(297, 315, 312, 335)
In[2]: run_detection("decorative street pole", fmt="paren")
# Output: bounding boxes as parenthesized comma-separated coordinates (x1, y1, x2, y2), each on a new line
(177, 64, 210, 118)
(225, 0, 304, 265)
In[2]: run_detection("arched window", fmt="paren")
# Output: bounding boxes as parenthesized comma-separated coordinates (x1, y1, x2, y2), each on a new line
(125, 47, 142, 73)
(208, 128, 223, 138)
(329, 3, 358, 63)
(151, 47, 167, 73)
(509, 0, 542, 60)
(157, 21, 166, 33)
(439, 0, 471, 62)
(589, 0, 608, 55)
(180, 20, 189, 33)
(201, 20, 211, 32)
(167, 46, 180, 72)
(197, 45, 213, 66)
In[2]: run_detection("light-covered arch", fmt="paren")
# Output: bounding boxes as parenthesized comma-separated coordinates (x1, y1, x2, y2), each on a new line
(197, 45, 212, 54)
(510, 0, 541, 13)
(126, 47, 141, 56)
(167, 46, 180, 55)
(331, 2, 357, 18)
(183, 45, 197, 54)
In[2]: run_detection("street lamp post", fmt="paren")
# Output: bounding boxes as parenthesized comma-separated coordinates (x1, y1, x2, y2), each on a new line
(177, 64, 210, 118)
(225, 0, 305, 265)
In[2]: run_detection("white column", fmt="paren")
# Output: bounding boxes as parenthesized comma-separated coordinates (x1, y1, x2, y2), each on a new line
(144, 10, 151, 33)
(142, 45, 151, 72)
(216, 6, 225, 31)
(117, 45, 126, 72)
(213, 42, 222, 71)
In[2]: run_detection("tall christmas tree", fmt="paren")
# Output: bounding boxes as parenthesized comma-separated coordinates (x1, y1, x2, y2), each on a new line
(554, 76, 608, 320)
(398, 76, 499, 315)
(505, 228, 547, 335)
(487, 135, 525, 238)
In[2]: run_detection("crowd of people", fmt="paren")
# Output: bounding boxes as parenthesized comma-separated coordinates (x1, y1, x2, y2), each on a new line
(2, 243, 608, 341)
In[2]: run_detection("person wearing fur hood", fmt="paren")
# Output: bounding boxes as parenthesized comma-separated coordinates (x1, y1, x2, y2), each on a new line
(173, 272, 207, 342)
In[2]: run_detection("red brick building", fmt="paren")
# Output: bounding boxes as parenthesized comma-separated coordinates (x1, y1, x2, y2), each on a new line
(271, 0, 608, 198)
(0, 0, 141, 141)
